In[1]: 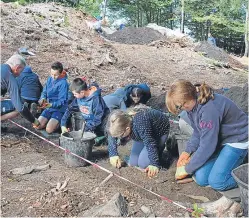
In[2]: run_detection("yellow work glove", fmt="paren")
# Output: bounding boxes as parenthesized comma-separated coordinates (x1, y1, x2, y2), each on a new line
(175, 166, 188, 180)
(44, 103, 52, 108)
(38, 98, 46, 106)
(110, 156, 122, 168)
(146, 165, 159, 177)
(61, 126, 69, 134)
(177, 152, 191, 167)
(32, 118, 40, 129)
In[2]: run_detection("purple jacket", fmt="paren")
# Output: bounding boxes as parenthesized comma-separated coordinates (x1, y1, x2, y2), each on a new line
(185, 94, 248, 174)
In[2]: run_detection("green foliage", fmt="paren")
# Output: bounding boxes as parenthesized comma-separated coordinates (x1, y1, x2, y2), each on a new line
(191, 203, 204, 218)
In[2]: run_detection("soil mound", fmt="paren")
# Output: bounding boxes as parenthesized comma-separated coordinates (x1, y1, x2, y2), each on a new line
(194, 41, 245, 69)
(224, 83, 248, 114)
(105, 27, 164, 44)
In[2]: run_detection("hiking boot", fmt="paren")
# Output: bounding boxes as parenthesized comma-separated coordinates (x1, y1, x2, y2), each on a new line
(30, 102, 38, 116)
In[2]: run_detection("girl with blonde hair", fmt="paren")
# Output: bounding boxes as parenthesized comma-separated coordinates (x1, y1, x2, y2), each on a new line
(166, 79, 248, 191)
(106, 108, 170, 177)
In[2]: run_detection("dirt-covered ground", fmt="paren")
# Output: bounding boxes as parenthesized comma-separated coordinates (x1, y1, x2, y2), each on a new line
(1, 2, 248, 217)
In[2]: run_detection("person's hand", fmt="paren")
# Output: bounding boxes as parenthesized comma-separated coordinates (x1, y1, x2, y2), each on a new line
(44, 103, 52, 108)
(110, 156, 122, 168)
(38, 98, 46, 106)
(175, 166, 188, 180)
(177, 152, 191, 167)
(32, 118, 40, 129)
(145, 165, 159, 177)
(61, 126, 69, 134)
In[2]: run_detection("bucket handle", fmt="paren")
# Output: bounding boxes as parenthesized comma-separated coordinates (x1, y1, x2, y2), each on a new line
(81, 120, 86, 139)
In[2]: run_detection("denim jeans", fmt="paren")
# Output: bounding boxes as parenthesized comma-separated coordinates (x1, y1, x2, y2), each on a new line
(129, 134, 168, 169)
(194, 144, 248, 191)
(1, 99, 15, 115)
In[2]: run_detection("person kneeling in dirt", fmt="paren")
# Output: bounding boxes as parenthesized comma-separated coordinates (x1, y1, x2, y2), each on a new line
(60, 78, 109, 137)
(106, 108, 170, 178)
(114, 83, 151, 108)
(166, 79, 248, 191)
(103, 93, 127, 112)
(1, 54, 39, 127)
(35, 62, 69, 133)
(16, 65, 43, 116)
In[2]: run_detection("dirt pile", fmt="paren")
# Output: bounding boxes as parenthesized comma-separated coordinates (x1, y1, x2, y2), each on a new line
(194, 41, 246, 69)
(105, 27, 164, 44)
(224, 83, 248, 114)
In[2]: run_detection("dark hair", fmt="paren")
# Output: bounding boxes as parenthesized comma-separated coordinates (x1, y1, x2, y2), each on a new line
(131, 87, 144, 98)
(51, 62, 63, 74)
(70, 78, 88, 93)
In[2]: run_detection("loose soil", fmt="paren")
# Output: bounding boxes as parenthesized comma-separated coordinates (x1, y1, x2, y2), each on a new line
(105, 27, 165, 44)
(1, 2, 248, 217)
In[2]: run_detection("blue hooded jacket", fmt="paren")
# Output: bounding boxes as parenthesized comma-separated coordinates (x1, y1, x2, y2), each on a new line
(61, 85, 109, 132)
(114, 83, 151, 107)
(40, 71, 69, 113)
(16, 66, 43, 101)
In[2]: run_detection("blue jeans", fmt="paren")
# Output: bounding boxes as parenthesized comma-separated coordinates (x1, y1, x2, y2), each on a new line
(194, 144, 248, 191)
(1, 99, 15, 115)
(129, 134, 168, 169)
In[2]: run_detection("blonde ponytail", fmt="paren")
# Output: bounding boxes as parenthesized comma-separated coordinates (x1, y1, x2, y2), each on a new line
(197, 82, 214, 104)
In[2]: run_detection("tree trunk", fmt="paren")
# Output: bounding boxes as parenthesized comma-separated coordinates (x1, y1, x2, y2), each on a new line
(180, 0, 184, 33)
(244, 2, 249, 57)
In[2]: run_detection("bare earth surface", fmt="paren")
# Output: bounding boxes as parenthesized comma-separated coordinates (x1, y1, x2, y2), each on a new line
(1, 2, 248, 217)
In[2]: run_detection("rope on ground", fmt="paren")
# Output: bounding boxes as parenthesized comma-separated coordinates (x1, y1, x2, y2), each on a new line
(8, 119, 193, 214)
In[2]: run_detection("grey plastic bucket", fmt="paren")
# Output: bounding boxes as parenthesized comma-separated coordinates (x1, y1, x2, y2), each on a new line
(71, 112, 84, 131)
(232, 163, 248, 216)
(60, 131, 96, 167)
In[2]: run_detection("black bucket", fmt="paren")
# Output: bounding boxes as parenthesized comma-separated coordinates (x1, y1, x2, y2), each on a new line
(71, 112, 84, 131)
(60, 131, 96, 167)
(232, 163, 248, 216)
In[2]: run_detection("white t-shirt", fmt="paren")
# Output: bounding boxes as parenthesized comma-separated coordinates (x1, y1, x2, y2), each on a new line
(226, 141, 249, 149)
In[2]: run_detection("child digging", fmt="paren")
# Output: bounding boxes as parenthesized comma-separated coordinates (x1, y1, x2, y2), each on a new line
(35, 62, 69, 133)
(106, 108, 170, 177)
(60, 78, 109, 138)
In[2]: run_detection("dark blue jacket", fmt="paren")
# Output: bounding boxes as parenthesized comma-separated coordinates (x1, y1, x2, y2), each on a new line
(40, 72, 68, 113)
(61, 86, 109, 132)
(108, 109, 170, 167)
(1, 64, 23, 112)
(16, 66, 43, 101)
(114, 83, 151, 107)
(185, 94, 248, 174)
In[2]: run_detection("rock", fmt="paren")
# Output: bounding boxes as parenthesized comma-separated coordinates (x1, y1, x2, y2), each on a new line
(148, 213, 156, 217)
(80, 192, 128, 217)
(176, 212, 183, 216)
(141, 205, 151, 215)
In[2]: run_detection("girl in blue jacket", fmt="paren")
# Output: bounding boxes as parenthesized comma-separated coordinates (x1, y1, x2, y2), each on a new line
(61, 78, 109, 136)
(35, 62, 69, 133)
(166, 79, 248, 191)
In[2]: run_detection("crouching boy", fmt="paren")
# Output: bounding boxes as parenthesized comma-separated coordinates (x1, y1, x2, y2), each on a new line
(61, 78, 109, 137)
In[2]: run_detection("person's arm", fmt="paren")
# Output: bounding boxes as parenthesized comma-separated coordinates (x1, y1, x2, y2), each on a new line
(119, 99, 127, 111)
(185, 108, 221, 174)
(51, 81, 68, 108)
(61, 98, 78, 127)
(8, 75, 35, 123)
(108, 135, 119, 157)
(140, 118, 161, 167)
(85, 97, 105, 132)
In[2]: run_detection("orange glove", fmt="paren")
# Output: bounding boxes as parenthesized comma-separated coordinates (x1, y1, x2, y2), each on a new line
(177, 152, 191, 167)
(175, 166, 188, 180)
